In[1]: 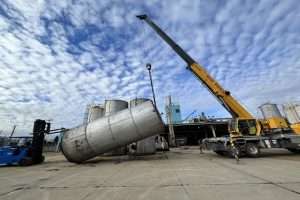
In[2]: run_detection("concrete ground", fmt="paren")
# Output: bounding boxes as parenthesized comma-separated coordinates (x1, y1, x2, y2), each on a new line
(0, 147, 300, 200)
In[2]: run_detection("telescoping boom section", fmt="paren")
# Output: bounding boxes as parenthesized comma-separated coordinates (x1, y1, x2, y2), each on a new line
(136, 15, 253, 120)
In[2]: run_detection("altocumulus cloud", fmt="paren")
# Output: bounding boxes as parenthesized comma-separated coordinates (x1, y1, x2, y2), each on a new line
(0, 0, 300, 135)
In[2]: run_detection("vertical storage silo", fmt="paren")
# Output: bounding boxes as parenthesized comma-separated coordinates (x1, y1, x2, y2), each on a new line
(259, 103, 288, 130)
(104, 100, 129, 155)
(283, 103, 300, 124)
(259, 103, 283, 119)
(128, 98, 157, 155)
(129, 98, 150, 108)
(283, 103, 300, 134)
(87, 105, 104, 123)
(104, 100, 128, 116)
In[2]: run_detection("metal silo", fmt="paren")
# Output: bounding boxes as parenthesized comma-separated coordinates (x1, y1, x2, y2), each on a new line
(129, 98, 150, 108)
(61, 101, 164, 163)
(103, 99, 129, 155)
(259, 103, 282, 119)
(128, 98, 156, 155)
(87, 105, 104, 123)
(283, 103, 300, 124)
(104, 100, 128, 116)
(296, 105, 300, 115)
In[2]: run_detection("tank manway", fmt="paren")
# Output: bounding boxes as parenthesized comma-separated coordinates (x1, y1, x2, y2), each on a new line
(61, 101, 164, 163)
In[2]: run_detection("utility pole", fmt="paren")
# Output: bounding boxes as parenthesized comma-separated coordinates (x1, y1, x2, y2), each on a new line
(146, 63, 157, 107)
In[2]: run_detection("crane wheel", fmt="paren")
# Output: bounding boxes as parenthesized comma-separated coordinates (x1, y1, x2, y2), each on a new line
(245, 143, 260, 157)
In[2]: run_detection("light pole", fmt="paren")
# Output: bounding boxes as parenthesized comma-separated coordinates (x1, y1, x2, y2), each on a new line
(146, 63, 157, 107)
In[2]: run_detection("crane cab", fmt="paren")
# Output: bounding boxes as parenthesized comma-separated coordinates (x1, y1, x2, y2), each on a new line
(229, 118, 260, 137)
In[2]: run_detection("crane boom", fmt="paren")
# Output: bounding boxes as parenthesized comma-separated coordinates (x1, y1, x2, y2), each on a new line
(137, 15, 253, 119)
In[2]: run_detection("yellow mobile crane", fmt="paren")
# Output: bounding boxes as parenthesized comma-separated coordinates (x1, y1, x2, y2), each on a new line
(137, 15, 300, 156)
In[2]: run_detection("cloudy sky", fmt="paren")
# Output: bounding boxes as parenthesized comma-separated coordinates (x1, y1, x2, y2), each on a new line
(0, 0, 300, 135)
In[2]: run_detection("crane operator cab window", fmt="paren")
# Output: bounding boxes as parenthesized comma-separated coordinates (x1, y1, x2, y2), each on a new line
(229, 119, 257, 136)
(237, 119, 257, 136)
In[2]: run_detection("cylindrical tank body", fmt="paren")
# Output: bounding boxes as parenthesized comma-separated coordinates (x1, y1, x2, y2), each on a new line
(104, 100, 129, 155)
(129, 98, 156, 155)
(87, 105, 104, 123)
(61, 101, 164, 163)
(129, 98, 150, 108)
(259, 103, 282, 119)
(283, 103, 300, 124)
(104, 100, 128, 116)
(135, 135, 157, 155)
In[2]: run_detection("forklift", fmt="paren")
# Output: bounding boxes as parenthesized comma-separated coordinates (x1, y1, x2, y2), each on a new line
(0, 119, 57, 166)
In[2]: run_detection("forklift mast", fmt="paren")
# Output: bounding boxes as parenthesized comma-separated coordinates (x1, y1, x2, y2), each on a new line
(30, 119, 50, 164)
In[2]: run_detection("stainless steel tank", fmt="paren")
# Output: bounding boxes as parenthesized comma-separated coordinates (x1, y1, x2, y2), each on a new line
(61, 101, 164, 163)
(128, 98, 156, 155)
(259, 103, 282, 119)
(129, 98, 150, 108)
(137, 135, 156, 154)
(104, 99, 129, 155)
(87, 105, 104, 123)
(104, 100, 128, 116)
(283, 103, 300, 124)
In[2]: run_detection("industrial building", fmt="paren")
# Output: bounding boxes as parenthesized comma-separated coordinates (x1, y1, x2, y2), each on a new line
(163, 95, 229, 146)
(172, 120, 229, 145)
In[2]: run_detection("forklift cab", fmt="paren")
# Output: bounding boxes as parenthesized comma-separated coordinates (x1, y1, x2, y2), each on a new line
(0, 120, 50, 166)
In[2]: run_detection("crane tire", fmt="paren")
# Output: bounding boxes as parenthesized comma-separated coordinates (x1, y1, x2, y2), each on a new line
(245, 143, 260, 157)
